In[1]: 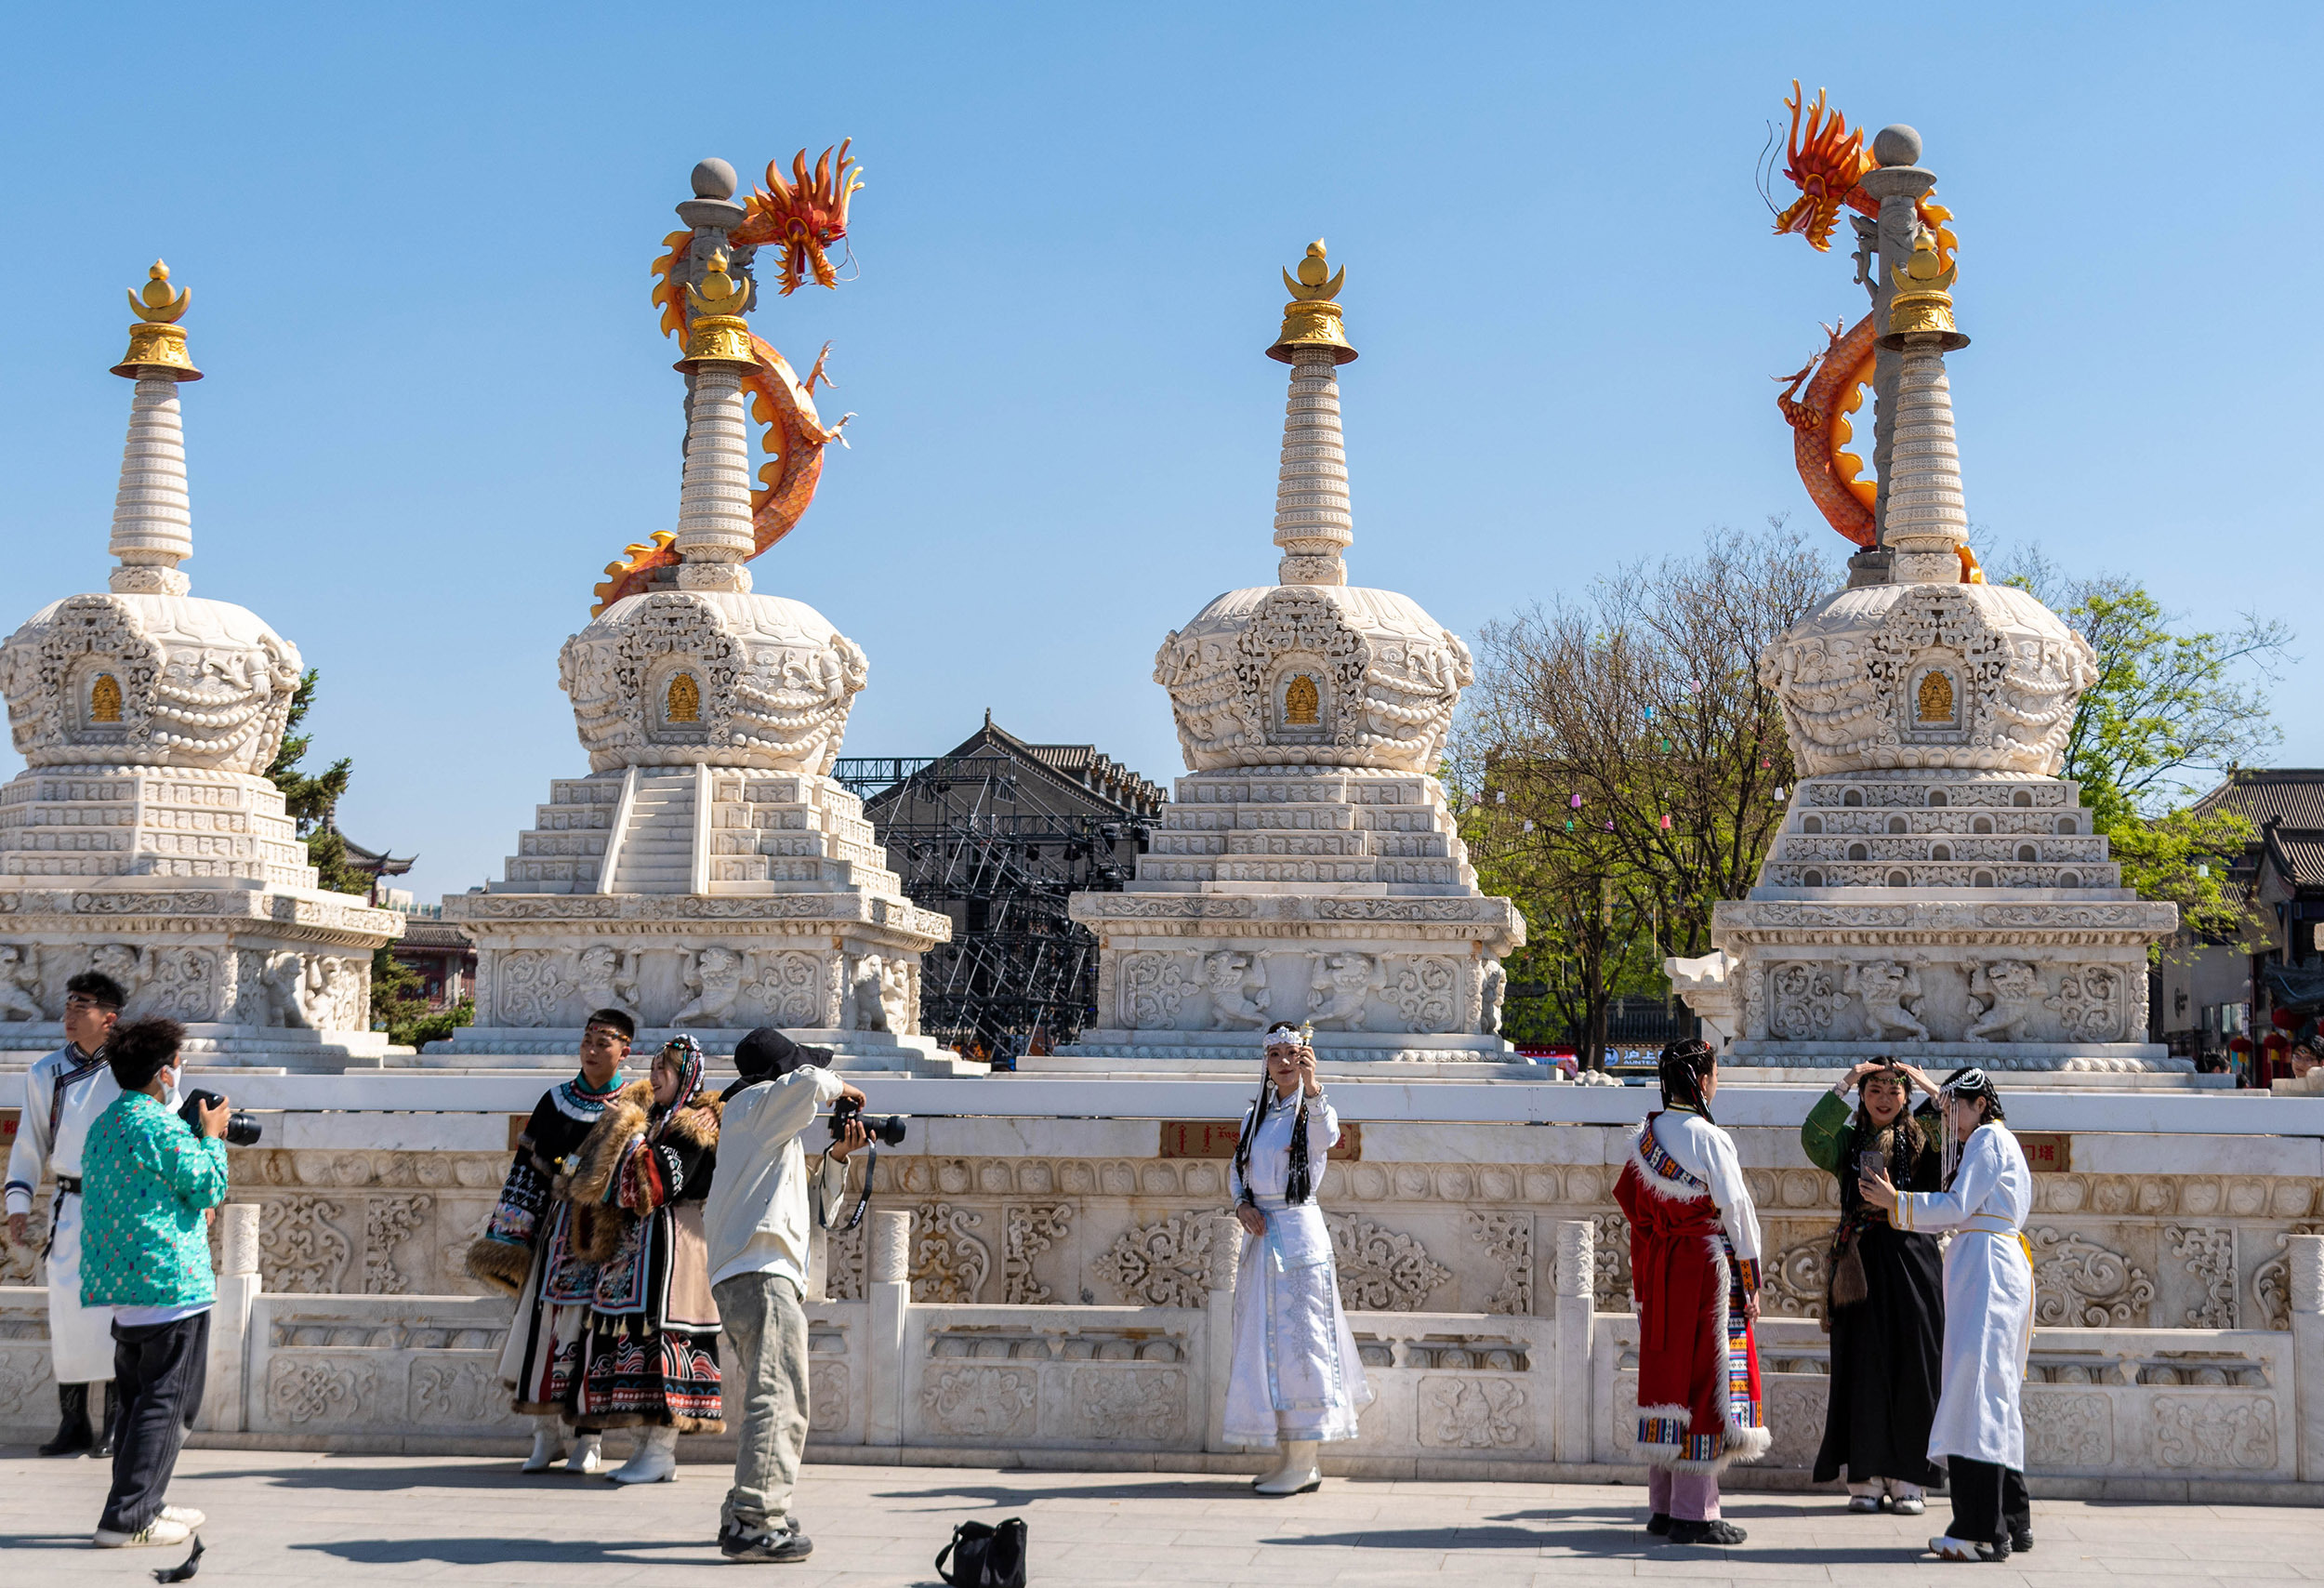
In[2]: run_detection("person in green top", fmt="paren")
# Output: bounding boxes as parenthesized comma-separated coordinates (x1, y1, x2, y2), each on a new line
(76, 1017, 233, 1551)
(1799, 1059, 1947, 1515)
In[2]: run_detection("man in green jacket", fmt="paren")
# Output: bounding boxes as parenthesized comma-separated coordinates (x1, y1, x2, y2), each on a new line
(78, 1017, 232, 1550)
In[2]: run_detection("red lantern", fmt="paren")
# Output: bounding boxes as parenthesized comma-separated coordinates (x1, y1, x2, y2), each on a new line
(2228, 1035, 2254, 1055)
(2272, 1006, 2295, 1030)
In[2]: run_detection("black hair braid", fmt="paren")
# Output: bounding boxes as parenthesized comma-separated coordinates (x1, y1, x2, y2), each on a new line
(1231, 1078, 1314, 1208)
(1657, 1038, 1717, 1125)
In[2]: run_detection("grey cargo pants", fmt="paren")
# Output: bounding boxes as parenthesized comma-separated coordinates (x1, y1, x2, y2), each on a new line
(713, 1272, 811, 1530)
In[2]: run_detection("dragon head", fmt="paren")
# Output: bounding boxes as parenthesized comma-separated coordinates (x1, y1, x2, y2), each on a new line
(1773, 82, 1871, 253)
(739, 140, 865, 296)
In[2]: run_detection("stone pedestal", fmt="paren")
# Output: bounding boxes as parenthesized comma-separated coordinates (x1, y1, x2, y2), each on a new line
(1068, 765, 1521, 1063)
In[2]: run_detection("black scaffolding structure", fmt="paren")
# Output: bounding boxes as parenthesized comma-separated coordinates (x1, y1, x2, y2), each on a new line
(835, 716, 1164, 1059)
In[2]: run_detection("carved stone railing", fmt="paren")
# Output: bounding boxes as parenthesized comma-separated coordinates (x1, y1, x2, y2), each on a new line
(2, 1218, 2317, 1490)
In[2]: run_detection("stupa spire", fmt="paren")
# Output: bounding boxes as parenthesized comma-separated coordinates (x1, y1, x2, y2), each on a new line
(671, 240, 760, 593)
(107, 260, 202, 597)
(1876, 232, 1972, 583)
(1266, 242, 1357, 587)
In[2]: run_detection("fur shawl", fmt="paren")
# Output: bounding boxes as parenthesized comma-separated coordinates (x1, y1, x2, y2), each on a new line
(561, 1079, 721, 1264)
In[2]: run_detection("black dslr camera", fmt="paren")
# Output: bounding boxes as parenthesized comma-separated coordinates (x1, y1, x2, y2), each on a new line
(179, 1088, 262, 1147)
(828, 1094, 907, 1147)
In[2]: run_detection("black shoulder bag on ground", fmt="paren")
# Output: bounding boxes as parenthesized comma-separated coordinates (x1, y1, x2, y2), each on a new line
(935, 1517, 1028, 1588)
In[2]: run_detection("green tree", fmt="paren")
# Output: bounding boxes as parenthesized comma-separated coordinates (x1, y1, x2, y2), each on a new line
(1456, 524, 1835, 1062)
(267, 668, 365, 895)
(263, 669, 474, 1047)
(1995, 551, 2290, 945)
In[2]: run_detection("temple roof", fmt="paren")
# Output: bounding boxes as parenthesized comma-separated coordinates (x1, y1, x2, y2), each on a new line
(2193, 768, 2324, 830)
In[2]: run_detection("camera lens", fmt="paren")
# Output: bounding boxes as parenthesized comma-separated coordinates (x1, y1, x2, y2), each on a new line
(225, 1111, 263, 1147)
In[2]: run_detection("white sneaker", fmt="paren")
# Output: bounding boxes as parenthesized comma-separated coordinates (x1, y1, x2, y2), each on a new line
(160, 1505, 206, 1528)
(562, 1435, 603, 1476)
(1929, 1534, 1980, 1562)
(608, 1425, 679, 1485)
(92, 1516, 192, 1548)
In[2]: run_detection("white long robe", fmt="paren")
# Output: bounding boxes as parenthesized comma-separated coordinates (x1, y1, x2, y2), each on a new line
(1895, 1121, 2034, 1470)
(1221, 1091, 1373, 1447)
(5, 1045, 175, 1383)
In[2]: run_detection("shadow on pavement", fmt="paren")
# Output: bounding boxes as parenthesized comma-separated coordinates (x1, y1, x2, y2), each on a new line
(291, 1537, 725, 1567)
(178, 1461, 601, 1493)
(878, 1477, 1252, 1508)
(0, 1531, 97, 1551)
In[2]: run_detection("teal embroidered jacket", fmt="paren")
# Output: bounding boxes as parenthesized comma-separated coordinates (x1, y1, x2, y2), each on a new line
(79, 1091, 229, 1309)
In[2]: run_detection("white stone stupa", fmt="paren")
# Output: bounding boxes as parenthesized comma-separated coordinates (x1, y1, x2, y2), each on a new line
(1060, 245, 1525, 1066)
(439, 163, 963, 1071)
(1670, 196, 2180, 1073)
(0, 265, 402, 1069)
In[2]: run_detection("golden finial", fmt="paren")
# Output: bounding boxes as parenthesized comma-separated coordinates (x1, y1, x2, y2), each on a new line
(1878, 232, 1970, 351)
(678, 247, 759, 368)
(112, 259, 202, 380)
(1267, 240, 1357, 364)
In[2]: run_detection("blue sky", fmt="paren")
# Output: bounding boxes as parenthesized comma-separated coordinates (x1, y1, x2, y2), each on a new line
(3, 5, 2315, 905)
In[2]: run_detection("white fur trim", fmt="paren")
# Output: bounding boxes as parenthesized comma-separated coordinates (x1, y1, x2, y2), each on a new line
(1635, 1403, 1693, 1425)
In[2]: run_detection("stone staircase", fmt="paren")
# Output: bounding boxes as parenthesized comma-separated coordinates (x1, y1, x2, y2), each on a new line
(610, 769, 697, 893)
(1134, 770, 1472, 893)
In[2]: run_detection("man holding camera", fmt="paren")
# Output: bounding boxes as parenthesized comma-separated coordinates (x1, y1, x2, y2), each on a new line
(76, 1017, 231, 1549)
(705, 1027, 870, 1564)
(5, 970, 160, 1459)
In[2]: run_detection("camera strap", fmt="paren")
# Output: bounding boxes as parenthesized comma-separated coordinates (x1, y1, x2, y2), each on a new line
(834, 1144, 878, 1233)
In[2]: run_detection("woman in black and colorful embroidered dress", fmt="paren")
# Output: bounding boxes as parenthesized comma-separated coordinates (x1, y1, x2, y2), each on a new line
(565, 1034, 724, 1484)
(1800, 1059, 1947, 1515)
(1613, 1039, 1768, 1547)
(470, 1010, 630, 1475)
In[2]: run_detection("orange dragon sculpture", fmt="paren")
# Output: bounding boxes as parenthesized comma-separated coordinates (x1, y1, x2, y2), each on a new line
(1769, 84, 1974, 578)
(591, 142, 866, 615)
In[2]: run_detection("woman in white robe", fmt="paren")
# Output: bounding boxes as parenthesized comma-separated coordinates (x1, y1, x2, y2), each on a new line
(1862, 1066, 2033, 1564)
(1223, 1023, 1372, 1495)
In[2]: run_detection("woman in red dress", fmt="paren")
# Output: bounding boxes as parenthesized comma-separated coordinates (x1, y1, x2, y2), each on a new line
(1616, 1039, 1769, 1546)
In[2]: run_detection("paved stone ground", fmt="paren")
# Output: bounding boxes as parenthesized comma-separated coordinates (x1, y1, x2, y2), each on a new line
(2, 1448, 2319, 1585)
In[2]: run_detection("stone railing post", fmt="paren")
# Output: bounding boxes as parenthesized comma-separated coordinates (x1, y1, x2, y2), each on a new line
(2289, 1234, 2324, 1482)
(864, 1208, 911, 1447)
(1553, 1219, 1595, 1464)
(1202, 1212, 1245, 1453)
(199, 1202, 260, 1434)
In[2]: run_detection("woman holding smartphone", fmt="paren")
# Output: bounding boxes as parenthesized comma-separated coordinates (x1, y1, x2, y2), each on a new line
(1800, 1059, 1947, 1515)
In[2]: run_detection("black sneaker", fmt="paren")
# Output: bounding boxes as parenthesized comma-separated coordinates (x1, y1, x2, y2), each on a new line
(2011, 1528, 2034, 1554)
(1668, 1518, 1747, 1546)
(721, 1520, 812, 1563)
(1646, 1512, 1671, 1537)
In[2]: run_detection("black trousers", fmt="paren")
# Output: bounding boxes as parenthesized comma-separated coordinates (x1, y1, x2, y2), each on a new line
(101, 1311, 209, 1535)
(1946, 1455, 2029, 1546)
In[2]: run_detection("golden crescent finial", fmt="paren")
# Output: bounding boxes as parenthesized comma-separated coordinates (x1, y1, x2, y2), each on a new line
(128, 260, 191, 324)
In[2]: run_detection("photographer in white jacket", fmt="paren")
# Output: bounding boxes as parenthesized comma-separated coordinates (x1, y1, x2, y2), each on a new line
(705, 1028, 867, 1564)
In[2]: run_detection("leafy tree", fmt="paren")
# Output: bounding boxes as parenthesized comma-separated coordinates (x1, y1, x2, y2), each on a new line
(370, 945, 474, 1050)
(263, 669, 474, 1046)
(1994, 549, 2290, 945)
(267, 668, 365, 896)
(1456, 524, 1836, 1062)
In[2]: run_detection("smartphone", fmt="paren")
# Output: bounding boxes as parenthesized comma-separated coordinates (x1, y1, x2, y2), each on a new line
(1856, 1149, 1887, 1180)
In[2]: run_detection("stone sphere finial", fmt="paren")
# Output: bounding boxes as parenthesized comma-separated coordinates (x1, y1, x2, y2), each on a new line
(691, 158, 738, 200)
(1873, 125, 1923, 167)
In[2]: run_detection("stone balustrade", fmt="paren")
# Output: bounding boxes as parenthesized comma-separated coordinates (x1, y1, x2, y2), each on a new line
(4, 1213, 2318, 1495)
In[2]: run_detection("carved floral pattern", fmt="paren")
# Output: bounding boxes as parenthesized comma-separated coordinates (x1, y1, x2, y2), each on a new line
(2164, 1224, 2238, 1330)
(260, 1198, 353, 1293)
(267, 1357, 375, 1425)
(1328, 1215, 1451, 1312)
(364, 1195, 432, 1295)
(1003, 1204, 1071, 1306)
(921, 1366, 1035, 1437)
(910, 1202, 991, 1304)
(1071, 1368, 1186, 1441)
(1091, 1213, 1214, 1310)
(1417, 1376, 1527, 1449)
(2150, 1396, 2276, 1471)
(2028, 1228, 2154, 1327)
(1465, 1211, 1533, 1316)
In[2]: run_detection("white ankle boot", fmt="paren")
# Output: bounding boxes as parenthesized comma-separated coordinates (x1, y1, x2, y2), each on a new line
(1253, 1439, 1321, 1496)
(608, 1424, 679, 1484)
(521, 1417, 567, 1474)
(562, 1432, 604, 1476)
